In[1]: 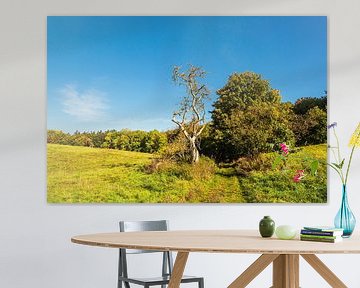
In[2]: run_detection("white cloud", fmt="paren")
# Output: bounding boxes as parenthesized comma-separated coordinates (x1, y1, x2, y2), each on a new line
(60, 85, 109, 122)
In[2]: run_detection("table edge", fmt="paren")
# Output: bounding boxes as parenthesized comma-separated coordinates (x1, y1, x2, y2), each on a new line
(71, 234, 360, 255)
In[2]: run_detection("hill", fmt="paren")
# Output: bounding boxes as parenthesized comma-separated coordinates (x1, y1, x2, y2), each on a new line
(47, 144, 326, 203)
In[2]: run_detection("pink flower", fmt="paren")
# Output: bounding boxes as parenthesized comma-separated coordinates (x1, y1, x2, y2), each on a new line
(279, 143, 289, 156)
(293, 170, 305, 183)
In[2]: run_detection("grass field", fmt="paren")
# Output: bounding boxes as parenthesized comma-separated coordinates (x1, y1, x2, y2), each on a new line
(47, 144, 327, 203)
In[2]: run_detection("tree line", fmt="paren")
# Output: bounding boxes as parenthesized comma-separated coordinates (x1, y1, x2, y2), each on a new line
(47, 129, 168, 154)
(48, 69, 327, 163)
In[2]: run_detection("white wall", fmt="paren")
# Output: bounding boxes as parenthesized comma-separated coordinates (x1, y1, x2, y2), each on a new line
(1, 0, 360, 287)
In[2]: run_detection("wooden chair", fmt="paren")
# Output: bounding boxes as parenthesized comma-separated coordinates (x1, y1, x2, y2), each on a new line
(118, 220, 204, 288)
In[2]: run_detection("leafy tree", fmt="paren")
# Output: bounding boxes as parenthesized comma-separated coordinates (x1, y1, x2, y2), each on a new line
(291, 92, 327, 146)
(101, 129, 167, 153)
(213, 72, 282, 116)
(171, 65, 210, 163)
(293, 95, 327, 115)
(48, 128, 167, 153)
(211, 72, 295, 162)
(47, 130, 71, 145)
(116, 132, 131, 151)
(126, 130, 144, 152)
(102, 130, 119, 149)
(88, 131, 107, 148)
(142, 130, 168, 153)
(72, 134, 94, 147)
(292, 106, 327, 146)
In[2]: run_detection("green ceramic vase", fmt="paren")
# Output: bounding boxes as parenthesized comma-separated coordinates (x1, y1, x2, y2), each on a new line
(259, 216, 275, 238)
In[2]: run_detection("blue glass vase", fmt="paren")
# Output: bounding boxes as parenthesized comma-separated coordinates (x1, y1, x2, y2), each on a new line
(334, 185, 356, 237)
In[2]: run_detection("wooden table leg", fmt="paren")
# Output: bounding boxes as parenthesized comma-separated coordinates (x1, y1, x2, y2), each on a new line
(288, 255, 299, 288)
(168, 252, 189, 288)
(228, 253, 347, 288)
(228, 254, 279, 288)
(301, 254, 347, 288)
(272, 254, 299, 288)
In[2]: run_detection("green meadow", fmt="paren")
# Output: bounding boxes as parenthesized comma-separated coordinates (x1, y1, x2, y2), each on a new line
(47, 143, 327, 203)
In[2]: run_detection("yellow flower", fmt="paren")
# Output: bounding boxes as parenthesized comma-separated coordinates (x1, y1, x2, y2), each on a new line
(349, 122, 360, 147)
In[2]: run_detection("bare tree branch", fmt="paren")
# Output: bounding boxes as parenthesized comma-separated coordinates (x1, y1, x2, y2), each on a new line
(171, 65, 210, 163)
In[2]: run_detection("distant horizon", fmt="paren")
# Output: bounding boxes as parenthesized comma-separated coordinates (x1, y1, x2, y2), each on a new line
(48, 90, 327, 134)
(47, 16, 327, 133)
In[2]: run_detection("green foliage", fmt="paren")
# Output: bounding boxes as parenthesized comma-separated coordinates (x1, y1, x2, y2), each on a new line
(47, 144, 242, 203)
(89, 131, 107, 148)
(210, 72, 295, 162)
(291, 94, 327, 146)
(48, 70, 326, 166)
(198, 123, 218, 158)
(47, 130, 71, 145)
(48, 143, 326, 203)
(213, 72, 282, 113)
(159, 134, 191, 163)
(142, 130, 168, 153)
(293, 95, 327, 115)
(241, 144, 327, 203)
(150, 157, 217, 181)
(292, 106, 327, 146)
(48, 129, 167, 154)
(234, 153, 274, 176)
(310, 160, 319, 176)
(73, 134, 94, 147)
(239, 171, 326, 203)
(272, 154, 286, 169)
(102, 130, 118, 149)
(48, 130, 108, 148)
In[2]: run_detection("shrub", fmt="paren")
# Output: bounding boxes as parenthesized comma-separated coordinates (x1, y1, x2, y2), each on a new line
(145, 156, 216, 181)
(234, 153, 274, 176)
(159, 134, 191, 163)
(292, 107, 327, 146)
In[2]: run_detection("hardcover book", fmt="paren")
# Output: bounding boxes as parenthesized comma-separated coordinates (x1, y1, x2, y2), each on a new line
(301, 229, 343, 237)
(300, 236, 342, 243)
(300, 234, 341, 240)
(303, 226, 344, 232)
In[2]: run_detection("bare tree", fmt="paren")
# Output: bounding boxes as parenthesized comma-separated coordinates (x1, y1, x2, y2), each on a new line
(171, 65, 210, 163)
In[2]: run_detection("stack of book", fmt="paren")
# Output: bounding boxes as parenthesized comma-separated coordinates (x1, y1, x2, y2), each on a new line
(300, 226, 344, 243)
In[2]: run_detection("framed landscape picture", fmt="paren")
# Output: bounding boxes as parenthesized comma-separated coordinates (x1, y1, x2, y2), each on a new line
(47, 16, 327, 203)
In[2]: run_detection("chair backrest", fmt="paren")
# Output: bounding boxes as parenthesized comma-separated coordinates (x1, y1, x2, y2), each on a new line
(119, 220, 169, 254)
(118, 220, 174, 282)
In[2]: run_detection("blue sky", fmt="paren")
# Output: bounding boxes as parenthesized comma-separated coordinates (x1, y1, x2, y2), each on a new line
(47, 16, 327, 133)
